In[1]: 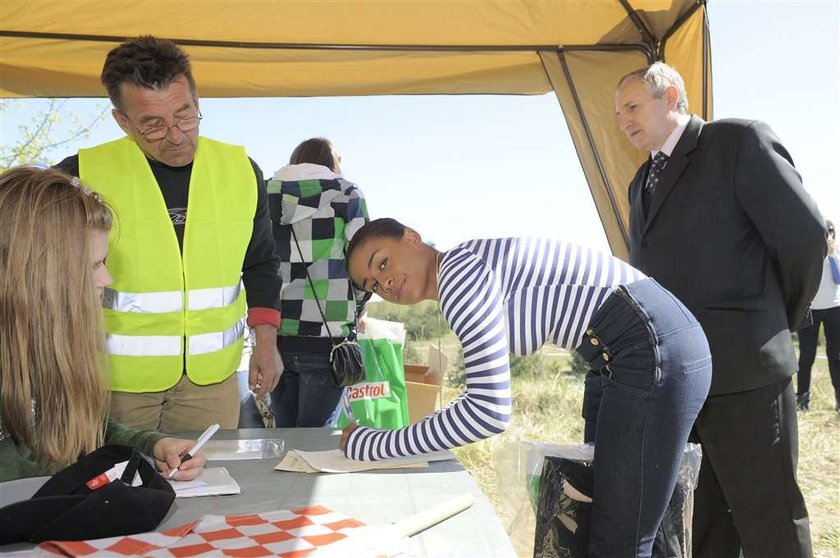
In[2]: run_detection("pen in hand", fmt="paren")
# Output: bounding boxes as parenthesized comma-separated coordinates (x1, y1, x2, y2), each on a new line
(167, 423, 219, 479)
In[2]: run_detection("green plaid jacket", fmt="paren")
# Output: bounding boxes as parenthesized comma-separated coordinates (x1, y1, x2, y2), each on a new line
(268, 164, 369, 339)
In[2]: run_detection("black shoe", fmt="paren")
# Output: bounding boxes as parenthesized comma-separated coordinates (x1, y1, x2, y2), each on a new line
(796, 392, 810, 411)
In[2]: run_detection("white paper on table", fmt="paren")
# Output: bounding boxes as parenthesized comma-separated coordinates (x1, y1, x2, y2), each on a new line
(172, 479, 208, 490)
(274, 450, 320, 473)
(274, 449, 455, 474)
(169, 467, 240, 498)
(275, 450, 427, 473)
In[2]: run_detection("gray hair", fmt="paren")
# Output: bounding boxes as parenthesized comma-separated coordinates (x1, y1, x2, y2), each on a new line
(617, 62, 689, 114)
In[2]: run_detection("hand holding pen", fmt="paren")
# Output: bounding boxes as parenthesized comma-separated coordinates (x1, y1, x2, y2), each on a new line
(157, 423, 218, 480)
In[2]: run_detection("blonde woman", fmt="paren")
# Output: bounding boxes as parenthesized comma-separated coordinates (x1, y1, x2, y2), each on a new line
(0, 167, 206, 482)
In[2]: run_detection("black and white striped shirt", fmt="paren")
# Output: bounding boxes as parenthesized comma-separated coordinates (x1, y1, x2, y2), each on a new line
(345, 238, 645, 461)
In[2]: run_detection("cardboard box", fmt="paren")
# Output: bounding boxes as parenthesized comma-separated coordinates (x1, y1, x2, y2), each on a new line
(404, 345, 448, 424)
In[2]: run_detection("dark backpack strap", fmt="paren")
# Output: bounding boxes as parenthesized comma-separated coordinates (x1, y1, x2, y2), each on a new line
(120, 449, 143, 484)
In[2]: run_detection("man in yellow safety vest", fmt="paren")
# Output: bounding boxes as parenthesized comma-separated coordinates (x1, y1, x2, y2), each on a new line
(56, 36, 282, 433)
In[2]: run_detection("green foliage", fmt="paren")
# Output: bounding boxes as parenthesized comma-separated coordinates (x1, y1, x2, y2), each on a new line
(569, 350, 590, 375)
(509, 353, 565, 378)
(370, 299, 573, 386)
(402, 341, 422, 364)
(447, 348, 466, 387)
(366, 299, 450, 341)
(446, 350, 567, 389)
(0, 99, 108, 171)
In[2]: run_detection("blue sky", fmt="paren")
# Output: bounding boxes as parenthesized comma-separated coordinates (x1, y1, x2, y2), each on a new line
(2, 1, 838, 252)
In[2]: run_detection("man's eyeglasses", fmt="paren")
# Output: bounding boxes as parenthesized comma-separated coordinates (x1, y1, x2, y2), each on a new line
(827, 226, 835, 237)
(122, 111, 202, 141)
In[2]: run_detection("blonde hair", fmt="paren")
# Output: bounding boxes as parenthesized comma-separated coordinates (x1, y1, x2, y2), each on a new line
(0, 166, 113, 468)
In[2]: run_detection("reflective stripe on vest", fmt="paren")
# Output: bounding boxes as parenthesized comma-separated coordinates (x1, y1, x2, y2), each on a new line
(106, 318, 245, 357)
(103, 283, 242, 313)
(188, 284, 242, 311)
(106, 334, 182, 357)
(79, 137, 256, 392)
(102, 288, 182, 314)
(189, 318, 246, 355)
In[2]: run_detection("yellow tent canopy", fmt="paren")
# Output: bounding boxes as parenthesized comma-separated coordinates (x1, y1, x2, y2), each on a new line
(0, 0, 712, 259)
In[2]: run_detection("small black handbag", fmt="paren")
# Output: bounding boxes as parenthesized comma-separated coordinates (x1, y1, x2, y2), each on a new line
(0, 444, 175, 544)
(327, 337, 366, 387)
(291, 228, 366, 387)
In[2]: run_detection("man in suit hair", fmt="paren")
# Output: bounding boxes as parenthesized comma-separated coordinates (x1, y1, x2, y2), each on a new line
(613, 62, 825, 557)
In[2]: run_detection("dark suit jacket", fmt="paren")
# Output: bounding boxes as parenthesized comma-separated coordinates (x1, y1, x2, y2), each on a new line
(629, 116, 826, 395)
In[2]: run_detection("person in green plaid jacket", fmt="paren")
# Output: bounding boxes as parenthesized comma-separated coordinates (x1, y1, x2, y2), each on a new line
(267, 138, 370, 426)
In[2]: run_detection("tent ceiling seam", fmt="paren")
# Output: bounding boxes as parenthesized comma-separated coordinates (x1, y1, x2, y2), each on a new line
(0, 30, 661, 54)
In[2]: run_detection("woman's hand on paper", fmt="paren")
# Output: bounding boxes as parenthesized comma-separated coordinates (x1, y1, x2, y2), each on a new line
(154, 437, 206, 481)
(339, 422, 359, 453)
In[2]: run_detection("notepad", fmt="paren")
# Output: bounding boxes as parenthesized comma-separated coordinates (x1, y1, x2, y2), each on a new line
(169, 467, 240, 498)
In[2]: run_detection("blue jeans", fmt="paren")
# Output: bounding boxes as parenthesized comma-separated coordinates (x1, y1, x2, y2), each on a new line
(578, 278, 712, 557)
(270, 351, 345, 427)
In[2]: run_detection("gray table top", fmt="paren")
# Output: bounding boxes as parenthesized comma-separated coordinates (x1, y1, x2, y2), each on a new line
(1, 428, 515, 557)
(167, 428, 515, 557)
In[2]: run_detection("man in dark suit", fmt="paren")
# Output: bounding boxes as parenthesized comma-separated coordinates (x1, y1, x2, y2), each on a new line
(614, 62, 825, 557)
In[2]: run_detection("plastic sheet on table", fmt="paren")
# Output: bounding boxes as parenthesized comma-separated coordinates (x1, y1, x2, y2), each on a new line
(202, 438, 285, 461)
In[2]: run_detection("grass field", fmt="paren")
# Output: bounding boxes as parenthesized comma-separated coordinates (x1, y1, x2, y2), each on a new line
(413, 340, 840, 557)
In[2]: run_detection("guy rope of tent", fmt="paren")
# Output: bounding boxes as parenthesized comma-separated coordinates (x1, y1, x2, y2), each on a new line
(0, 0, 712, 259)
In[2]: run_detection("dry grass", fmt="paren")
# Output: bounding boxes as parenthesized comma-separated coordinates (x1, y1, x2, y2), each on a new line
(430, 347, 840, 557)
(797, 371, 840, 558)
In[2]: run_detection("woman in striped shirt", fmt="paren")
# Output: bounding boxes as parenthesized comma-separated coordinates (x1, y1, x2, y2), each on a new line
(343, 218, 712, 558)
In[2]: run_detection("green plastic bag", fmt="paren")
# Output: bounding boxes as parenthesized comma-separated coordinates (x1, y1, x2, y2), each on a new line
(335, 318, 409, 429)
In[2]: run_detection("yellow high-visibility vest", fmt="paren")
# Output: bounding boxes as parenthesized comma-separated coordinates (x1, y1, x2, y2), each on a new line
(79, 136, 256, 392)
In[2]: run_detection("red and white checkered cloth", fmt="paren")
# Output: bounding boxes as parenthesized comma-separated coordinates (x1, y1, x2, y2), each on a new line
(39, 505, 365, 557)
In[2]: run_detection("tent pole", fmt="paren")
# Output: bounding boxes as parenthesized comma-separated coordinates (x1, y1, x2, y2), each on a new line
(541, 50, 631, 257)
(619, 0, 657, 61)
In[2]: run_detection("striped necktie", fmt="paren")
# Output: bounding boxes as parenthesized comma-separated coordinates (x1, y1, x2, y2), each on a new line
(645, 151, 669, 195)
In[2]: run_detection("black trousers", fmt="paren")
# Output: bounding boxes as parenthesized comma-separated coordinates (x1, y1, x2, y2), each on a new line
(691, 377, 812, 558)
(796, 305, 840, 396)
